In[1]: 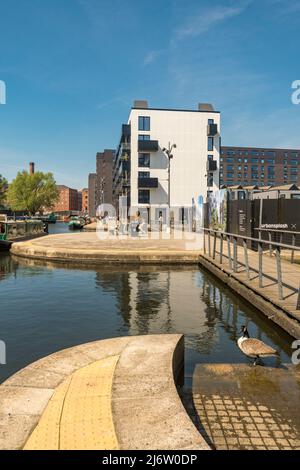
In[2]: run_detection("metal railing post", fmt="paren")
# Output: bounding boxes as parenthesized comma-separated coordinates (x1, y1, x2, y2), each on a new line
(220, 233, 223, 264)
(233, 236, 238, 273)
(203, 229, 206, 254)
(258, 241, 263, 288)
(227, 235, 232, 270)
(275, 246, 283, 301)
(213, 231, 217, 260)
(297, 286, 300, 310)
(208, 230, 211, 257)
(268, 231, 272, 257)
(291, 233, 296, 264)
(243, 238, 250, 280)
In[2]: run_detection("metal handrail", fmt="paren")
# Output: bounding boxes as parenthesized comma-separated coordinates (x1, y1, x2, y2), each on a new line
(203, 228, 300, 251)
(254, 227, 300, 263)
(255, 228, 300, 235)
(203, 228, 300, 311)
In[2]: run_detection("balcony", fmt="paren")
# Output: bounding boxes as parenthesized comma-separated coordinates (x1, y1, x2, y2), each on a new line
(138, 140, 159, 152)
(207, 124, 218, 136)
(121, 124, 131, 143)
(207, 160, 217, 172)
(138, 177, 158, 189)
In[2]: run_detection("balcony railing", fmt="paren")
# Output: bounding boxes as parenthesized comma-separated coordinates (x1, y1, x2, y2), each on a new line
(138, 177, 158, 189)
(207, 124, 218, 136)
(138, 140, 159, 152)
(207, 160, 217, 172)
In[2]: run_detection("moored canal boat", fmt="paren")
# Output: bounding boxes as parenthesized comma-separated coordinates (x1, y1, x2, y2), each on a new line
(68, 216, 85, 230)
(0, 215, 46, 250)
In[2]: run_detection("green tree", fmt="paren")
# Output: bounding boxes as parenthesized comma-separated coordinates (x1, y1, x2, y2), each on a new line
(7, 171, 59, 214)
(0, 174, 8, 207)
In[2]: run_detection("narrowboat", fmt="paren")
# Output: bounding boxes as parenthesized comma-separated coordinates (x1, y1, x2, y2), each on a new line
(68, 216, 85, 230)
(0, 215, 46, 251)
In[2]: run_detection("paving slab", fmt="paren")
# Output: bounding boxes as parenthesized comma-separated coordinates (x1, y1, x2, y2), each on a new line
(193, 363, 300, 450)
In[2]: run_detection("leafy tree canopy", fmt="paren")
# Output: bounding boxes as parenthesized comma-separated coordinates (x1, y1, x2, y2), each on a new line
(0, 174, 8, 207)
(7, 171, 59, 214)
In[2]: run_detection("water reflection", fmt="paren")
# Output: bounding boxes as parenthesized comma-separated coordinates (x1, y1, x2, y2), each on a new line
(0, 255, 293, 384)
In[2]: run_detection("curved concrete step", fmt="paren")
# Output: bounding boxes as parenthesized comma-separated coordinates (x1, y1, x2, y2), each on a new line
(0, 334, 209, 450)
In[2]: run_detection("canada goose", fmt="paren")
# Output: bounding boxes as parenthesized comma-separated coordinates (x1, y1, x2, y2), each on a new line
(237, 326, 279, 365)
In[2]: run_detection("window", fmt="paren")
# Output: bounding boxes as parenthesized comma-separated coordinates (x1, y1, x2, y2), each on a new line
(227, 172, 234, 178)
(208, 154, 214, 161)
(266, 151, 276, 157)
(138, 134, 150, 141)
(291, 194, 300, 199)
(252, 158, 259, 163)
(208, 137, 214, 151)
(138, 189, 150, 204)
(138, 153, 150, 167)
(138, 171, 150, 179)
(208, 119, 214, 125)
(227, 165, 234, 171)
(290, 160, 298, 165)
(227, 157, 234, 163)
(138, 116, 150, 131)
(267, 159, 275, 164)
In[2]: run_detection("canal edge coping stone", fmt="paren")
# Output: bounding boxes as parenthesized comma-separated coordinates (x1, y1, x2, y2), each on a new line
(0, 334, 210, 450)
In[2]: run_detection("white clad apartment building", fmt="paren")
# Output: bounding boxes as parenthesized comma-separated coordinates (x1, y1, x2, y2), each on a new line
(113, 100, 221, 224)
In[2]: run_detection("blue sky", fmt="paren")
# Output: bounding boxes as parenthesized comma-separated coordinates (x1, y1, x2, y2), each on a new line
(0, 0, 300, 188)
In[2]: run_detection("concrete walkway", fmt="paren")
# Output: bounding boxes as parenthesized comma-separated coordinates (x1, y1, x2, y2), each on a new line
(0, 335, 209, 450)
(11, 232, 202, 265)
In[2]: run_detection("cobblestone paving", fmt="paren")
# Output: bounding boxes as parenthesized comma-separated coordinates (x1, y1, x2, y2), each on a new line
(193, 393, 300, 450)
(192, 364, 300, 450)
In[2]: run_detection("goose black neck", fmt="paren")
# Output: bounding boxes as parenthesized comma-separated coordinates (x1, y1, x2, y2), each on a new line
(243, 328, 250, 338)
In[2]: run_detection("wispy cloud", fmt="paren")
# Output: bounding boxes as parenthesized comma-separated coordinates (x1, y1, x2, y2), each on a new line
(143, 49, 164, 66)
(175, 1, 252, 38)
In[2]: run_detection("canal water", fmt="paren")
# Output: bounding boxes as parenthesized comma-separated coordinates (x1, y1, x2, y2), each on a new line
(0, 223, 293, 385)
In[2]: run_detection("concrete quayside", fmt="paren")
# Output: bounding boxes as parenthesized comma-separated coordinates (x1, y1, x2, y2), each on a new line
(0, 335, 209, 450)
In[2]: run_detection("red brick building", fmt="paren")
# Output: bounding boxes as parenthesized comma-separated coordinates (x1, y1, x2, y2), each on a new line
(80, 188, 88, 213)
(53, 185, 80, 213)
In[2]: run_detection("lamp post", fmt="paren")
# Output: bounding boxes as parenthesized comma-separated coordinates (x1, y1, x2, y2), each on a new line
(162, 142, 177, 216)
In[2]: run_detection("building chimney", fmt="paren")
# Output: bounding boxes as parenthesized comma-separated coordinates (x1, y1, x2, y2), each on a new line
(29, 162, 35, 175)
(133, 100, 148, 109)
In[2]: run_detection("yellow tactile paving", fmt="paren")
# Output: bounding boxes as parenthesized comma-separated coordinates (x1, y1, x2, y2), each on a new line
(23, 356, 120, 450)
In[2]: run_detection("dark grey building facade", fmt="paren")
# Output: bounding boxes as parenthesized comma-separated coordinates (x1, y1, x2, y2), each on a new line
(95, 149, 114, 207)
